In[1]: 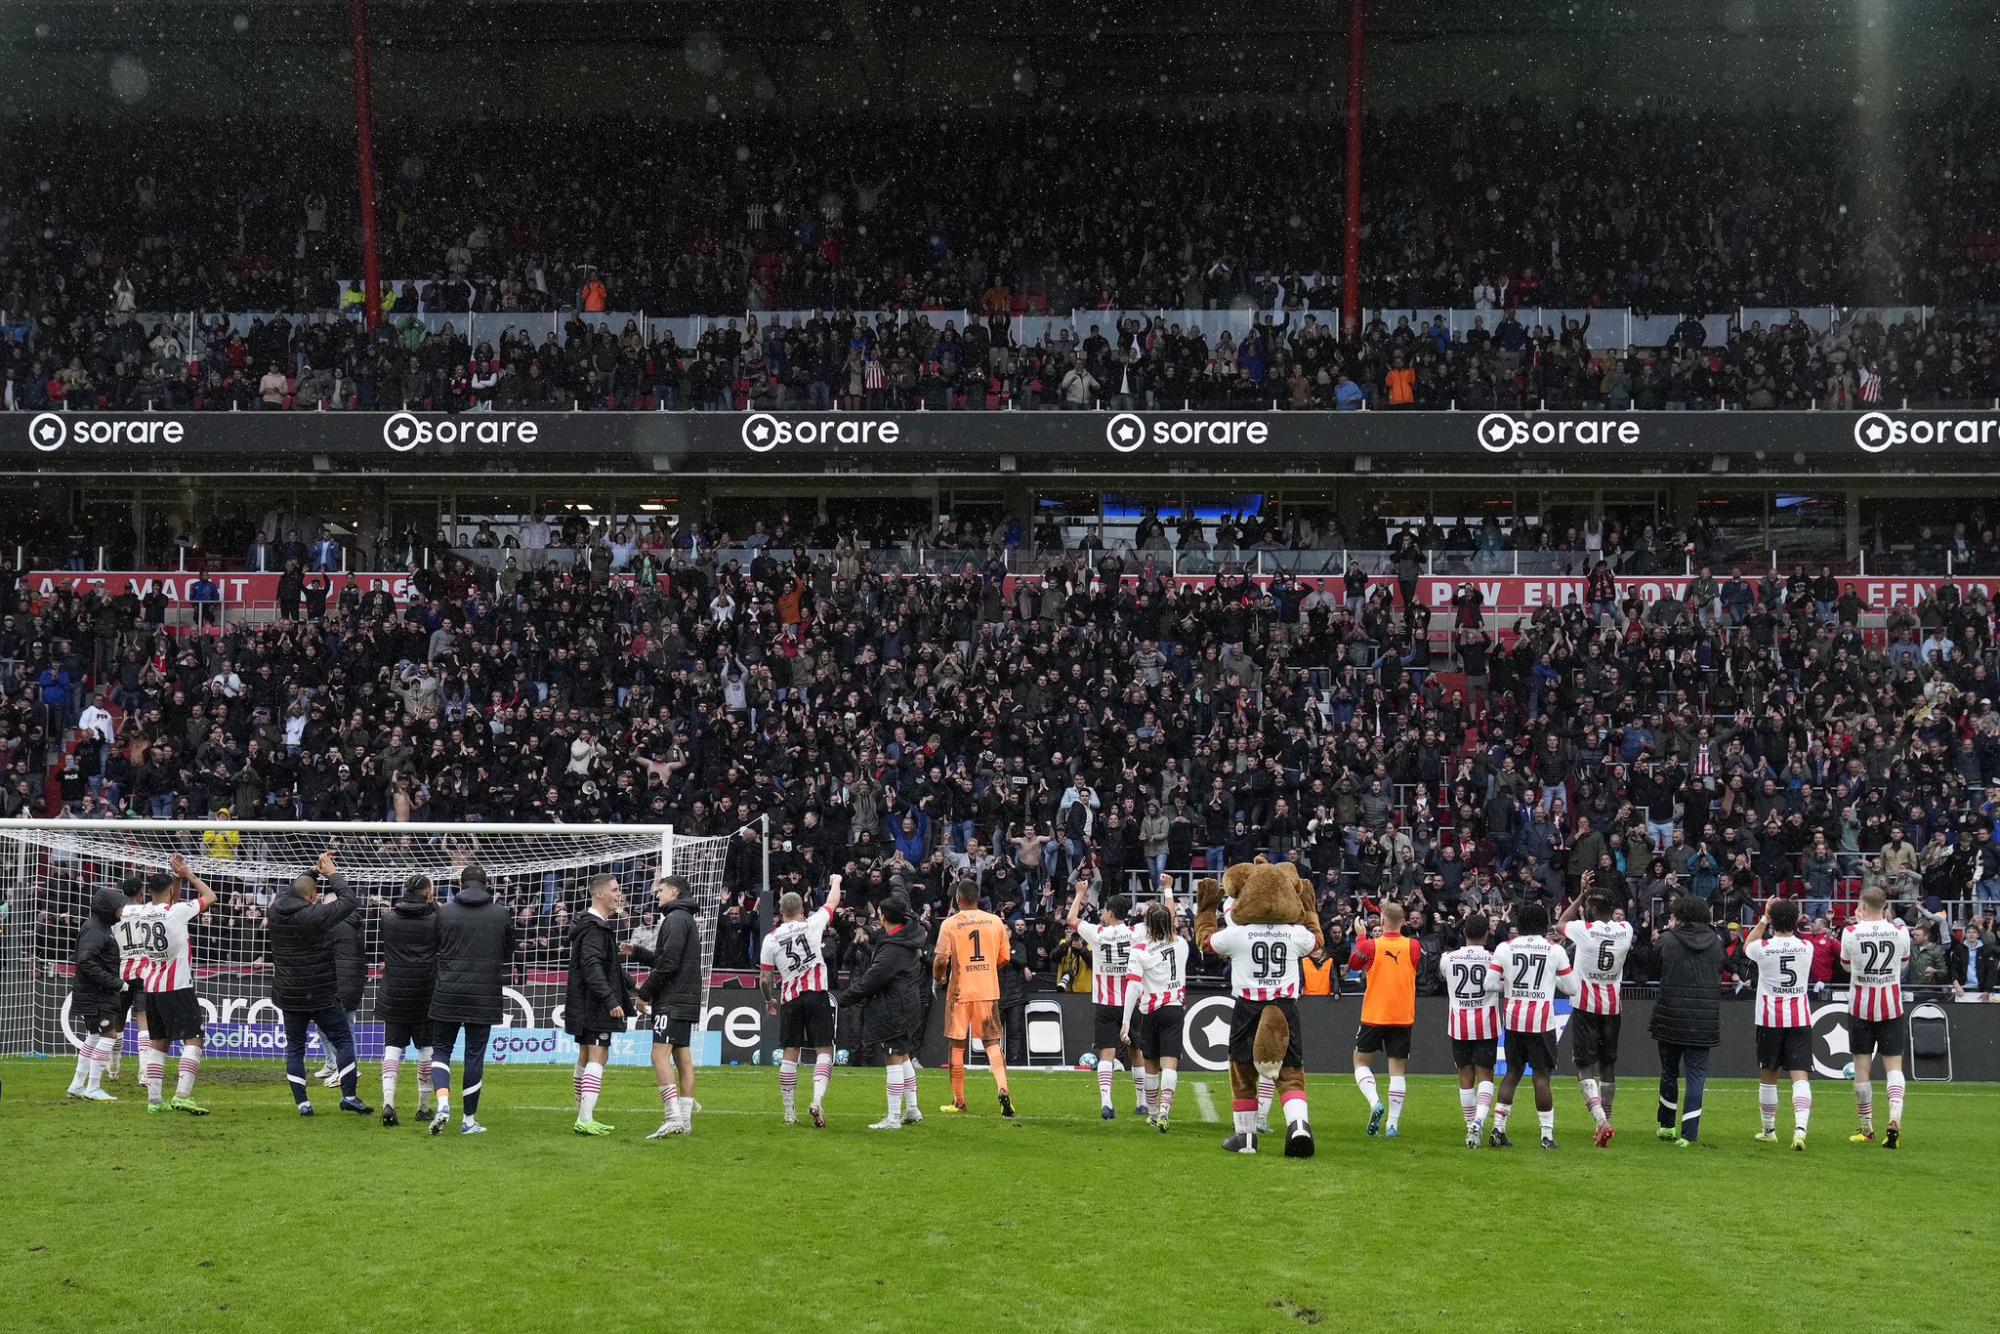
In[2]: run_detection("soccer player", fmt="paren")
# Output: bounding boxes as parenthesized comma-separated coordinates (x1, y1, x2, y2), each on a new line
(1349, 902, 1420, 1138)
(636, 874, 703, 1138)
(267, 851, 371, 1117)
(1559, 875, 1633, 1147)
(1067, 880, 1142, 1120)
(1491, 902, 1577, 1149)
(759, 874, 843, 1127)
(835, 895, 927, 1130)
(1205, 899, 1319, 1156)
(1440, 914, 1501, 1148)
(66, 885, 126, 1101)
(1840, 886, 1912, 1149)
(108, 873, 150, 1085)
(127, 856, 218, 1114)
(565, 874, 634, 1137)
(934, 879, 1014, 1117)
(377, 873, 440, 1128)
(1744, 897, 1814, 1150)
(1652, 895, 1724, 1147)
(1119, 897, 1189, 1131)
(427, 863, 515, 1136)
(316, 887, 368, 1088)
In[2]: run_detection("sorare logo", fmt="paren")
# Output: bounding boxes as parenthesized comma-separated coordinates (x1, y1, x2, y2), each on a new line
(739, 413, 901, 451)
(27, 413, 185, 452)
(1104, 414, 1268, 452)
(1475, 412, 1639, 452)
(1852, 412, 2000, 453)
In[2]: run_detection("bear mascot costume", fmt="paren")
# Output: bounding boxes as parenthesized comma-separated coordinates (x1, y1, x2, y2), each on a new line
(1194, 857, 1323, 1156)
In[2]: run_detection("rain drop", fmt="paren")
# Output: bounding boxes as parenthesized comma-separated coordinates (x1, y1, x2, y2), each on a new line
(735, 145, 751, 163)
(108, 55, 150, 105)
(232, 13, 250, 33)
(683, 31, 724, 76)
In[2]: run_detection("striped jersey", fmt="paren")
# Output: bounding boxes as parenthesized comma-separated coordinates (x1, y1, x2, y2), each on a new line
(759, 908, 832, 1003)
(1076, 920, 1137, 1006)
(1207, 923, 1315, 1001)
(1839, 918, 1910, 1022)
(1562, 918, 1633, 1015)
(1492, 934, 1575, 1033)
(120, 899, 205, 993)
(1745, 934, 1814, 1028)
(117, 902, 150, 984)
(1124, 936, 1189, 1014)
(1440, 944, 1501, 1040)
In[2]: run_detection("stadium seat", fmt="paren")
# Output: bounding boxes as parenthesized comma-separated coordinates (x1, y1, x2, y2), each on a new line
(1908, 1004, 1951, 1082)
(1024, 1001, 1065, 1066)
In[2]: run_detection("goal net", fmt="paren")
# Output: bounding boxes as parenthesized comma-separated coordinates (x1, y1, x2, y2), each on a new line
(0, 819, 733, 1063)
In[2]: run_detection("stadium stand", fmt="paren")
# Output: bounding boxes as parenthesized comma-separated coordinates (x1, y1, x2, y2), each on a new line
(14, 508, 1999, 1006)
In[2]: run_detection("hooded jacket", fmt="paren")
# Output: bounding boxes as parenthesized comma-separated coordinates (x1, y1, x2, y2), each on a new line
(635, 899, 702, 1020)
(72, 887, 127, 1016)
(268, 875, 359, 1011)
(428, 882, 517, 1025)
(1650, 922, 1724, 1048)
(836, 923, 926, 1052)
(376, 896, 440, 1025)
(565, 910, 634, 1035)
(330, 910, 366, 1012)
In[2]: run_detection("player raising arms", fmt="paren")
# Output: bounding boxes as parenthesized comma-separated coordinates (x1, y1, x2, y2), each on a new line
(934, 879, 1014, 1117)
(376, 874, 439, 1129)
(1840, 886, 1912, 1149)
(128, 856, 219, 1115)
(1558, 875, 1633, 1148)
(109, 874, 149, 1084)
(1119, 895, 1189, 1131)
(760, 874, 843, 1127)
(1744, 897, 1814, 1150)
(1067, 879, 1142, 1120)
(1491, 902, 1578, 1149)
(1440, 914, 1502, 1148)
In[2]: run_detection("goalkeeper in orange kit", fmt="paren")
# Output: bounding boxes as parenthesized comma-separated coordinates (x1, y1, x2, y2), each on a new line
(933, 879, 1015, 1117)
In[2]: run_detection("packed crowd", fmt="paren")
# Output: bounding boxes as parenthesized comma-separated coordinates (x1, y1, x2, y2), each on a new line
(7, 302, 1999, 418)
(7, 103, 2000, 412)
(16, 505, 2000, 1002)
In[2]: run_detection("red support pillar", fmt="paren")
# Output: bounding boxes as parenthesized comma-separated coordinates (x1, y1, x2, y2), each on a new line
(348, 0, 383, 330)
(1341, 0, 1366, 339)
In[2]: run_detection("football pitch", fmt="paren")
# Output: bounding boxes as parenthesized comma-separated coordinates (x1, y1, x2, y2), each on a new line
(2, 1059, 1992, 1334)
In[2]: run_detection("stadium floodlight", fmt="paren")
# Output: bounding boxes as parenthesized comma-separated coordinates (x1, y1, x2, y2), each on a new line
(0, 819, 732, 1059)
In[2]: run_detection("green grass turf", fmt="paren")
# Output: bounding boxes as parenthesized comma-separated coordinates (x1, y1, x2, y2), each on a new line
(0, 1058, 1991, 1334)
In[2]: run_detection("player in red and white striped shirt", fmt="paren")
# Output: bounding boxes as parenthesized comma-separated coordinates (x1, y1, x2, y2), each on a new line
(110, 874, 150, 1082)
(1745, 897, 1814, 1150)
(1069, 882, 1143, 1119)
(759, 875, 842, 1127)
(1439, 914, 1501, 1148)
(125, 857, 217, 1114)
(1119, 898, 1190, 1131)
(1839, 887, 1912, 1148)
(1489, 903, 1578, 1149)
(1558, 879, 1633, 1147)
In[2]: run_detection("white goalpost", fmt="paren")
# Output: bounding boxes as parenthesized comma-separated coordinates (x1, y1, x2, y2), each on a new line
(0, 819, 735, 1061)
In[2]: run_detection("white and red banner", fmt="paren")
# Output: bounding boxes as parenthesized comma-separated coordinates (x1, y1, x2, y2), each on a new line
(24, 570, 414, 608)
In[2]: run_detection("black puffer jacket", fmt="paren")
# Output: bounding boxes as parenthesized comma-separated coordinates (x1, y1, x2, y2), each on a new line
(565, 911, 633, 1035)
(72, 887, 126, 1017)
(836, 924, 925, 1053)
(428, 883, 517, 1025)
(1650, 923, 1723, 1048)
(376, 898, 439, 1025)
(268, 876, 359, 1011)
(331, 914, 366, 1013)
(636, 899, 702, 1020)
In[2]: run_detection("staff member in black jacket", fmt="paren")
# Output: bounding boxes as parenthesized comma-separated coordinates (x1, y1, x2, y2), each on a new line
(635, 875, 702, 1138)
(65, 886, 127, 1102)
(376, 874, 440, 1128)
(565, 874, 633, 1138)
(1651, 895, 1724, 1147)
(836, 896, 927, 1132)
(427, 863, 516, 1136)
(314, 897, 368, 1088)
(268, 852, 371, 1116)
